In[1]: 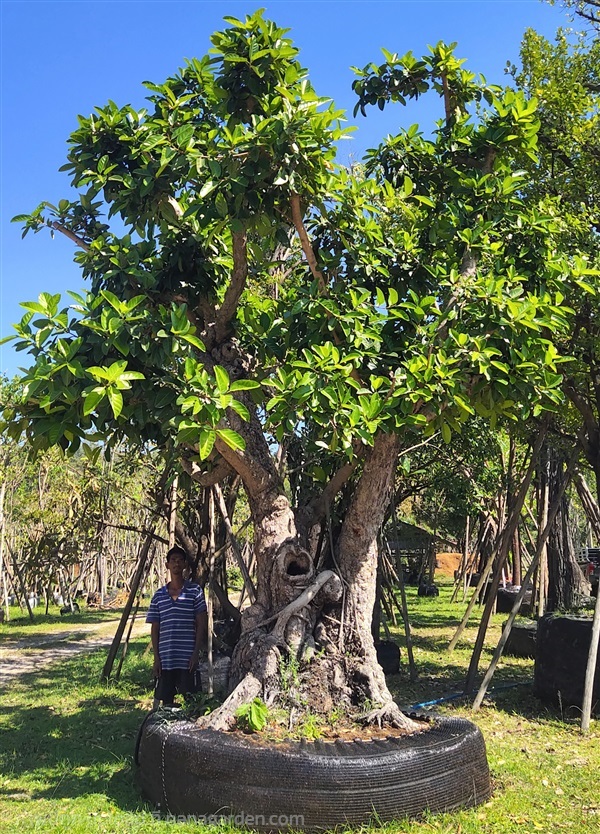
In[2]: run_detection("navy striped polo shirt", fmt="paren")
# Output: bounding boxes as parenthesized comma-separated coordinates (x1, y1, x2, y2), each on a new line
(146, 581, 207, 670)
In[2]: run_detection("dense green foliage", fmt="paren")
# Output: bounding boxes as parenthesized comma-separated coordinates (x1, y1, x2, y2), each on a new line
(2, 10, 597, 497)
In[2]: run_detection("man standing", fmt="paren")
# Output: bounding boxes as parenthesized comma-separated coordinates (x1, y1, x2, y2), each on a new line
(146, 546, 208, 706)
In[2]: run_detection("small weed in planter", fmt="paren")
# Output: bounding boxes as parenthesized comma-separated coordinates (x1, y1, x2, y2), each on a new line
(235, 697, 270, 732)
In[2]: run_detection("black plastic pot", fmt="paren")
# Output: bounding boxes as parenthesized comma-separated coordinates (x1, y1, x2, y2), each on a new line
(136, 712, 491, 831)
(496, 586, 533, 616)
(503, 619, 537, 659)
(534, 613, 599, 714)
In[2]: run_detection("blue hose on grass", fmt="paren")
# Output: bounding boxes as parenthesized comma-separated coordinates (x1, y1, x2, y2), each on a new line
(407, 679, 531, 711)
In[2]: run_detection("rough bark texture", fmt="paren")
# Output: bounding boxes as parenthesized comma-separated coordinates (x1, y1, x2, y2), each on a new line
(546, 453, 591, 612)
(337, 432, 421, 730)
(198, 402, 422, 734)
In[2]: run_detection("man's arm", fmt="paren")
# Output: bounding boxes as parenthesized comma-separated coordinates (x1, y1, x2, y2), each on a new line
(189, 610, 209, 671)
(151, 621, 161, 678)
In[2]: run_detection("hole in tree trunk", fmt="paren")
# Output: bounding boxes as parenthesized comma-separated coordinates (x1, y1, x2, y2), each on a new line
(286, 558, 310, 576)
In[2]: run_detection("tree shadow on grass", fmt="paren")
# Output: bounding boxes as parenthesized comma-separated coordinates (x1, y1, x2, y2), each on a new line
(0, 642, 154, 812)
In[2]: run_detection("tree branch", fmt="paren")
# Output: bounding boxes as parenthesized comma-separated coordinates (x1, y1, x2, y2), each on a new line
(214, 230, 248, 343)
(290, 193, 327, 294)
(180, 455, 234, 487)
(213, 483, 257, 603)
(564, 380, 598, 437)
(51, 221, 90, 252)
(441, 71, 452, 122)
(299, 452, 362, 532)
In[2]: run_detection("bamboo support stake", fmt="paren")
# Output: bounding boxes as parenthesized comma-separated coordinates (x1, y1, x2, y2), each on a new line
(581, 588, 600, 733)
(5, 539, 34, 621)
(102, 524, 156, 680)
(390, 505, 417, 681)
(114, 553, 154, 680)
(448, 554, 495, 651)
(206, 489, 216, 697)
(472, 445, 578, 709)
(168, 475, 178, 549)
(212, 484, 256, 604)
(0, 484, 9, 622)
(464, 424, 548, 693)
(450, 514, 470, 603)
(537, 467, 550, 619)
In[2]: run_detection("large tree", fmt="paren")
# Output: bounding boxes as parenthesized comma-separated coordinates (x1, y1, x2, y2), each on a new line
(511, 23, 600, 500)
(2, 12, 594, 731)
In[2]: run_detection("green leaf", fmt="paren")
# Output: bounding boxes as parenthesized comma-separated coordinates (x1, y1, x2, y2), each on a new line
(105, 360, 128, 383)
(20, 301, 46, 314)
(413, 195, 436, 207)
(107, 387, 123, 418)
(199, 429, 216, 460)
(179, 333, 206, 351)
(214, 365, 230, 394)
(100, 290, 126, 314)
(215, 428, 245, 452)
(228, 399, 250, 421)
(47, 423, 64, 445)
(83, 388, 105, 415)
(119, 371, 145, 382)
(199, 181, 216, 199)
(229, 379, 260, 392)
(215, 192, 228, 217)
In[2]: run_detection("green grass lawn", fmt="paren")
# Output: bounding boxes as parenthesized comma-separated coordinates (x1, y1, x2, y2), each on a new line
(0, 605, 139, 641)
(0, 581, 598, 833)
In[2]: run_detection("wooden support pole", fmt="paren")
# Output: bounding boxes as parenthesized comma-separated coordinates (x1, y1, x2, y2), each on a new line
(102, 525, 156, 680)
(537, 466, 550, 619)
(168, 475, 178, 549)
(581, 588, 600, 733)
(390, 505, 417, 681)
(464, 424, 548, 694)
(114, 553, 154, 681)
(574, 470, 600, 733)
(206, 489, 216, 697)
(472, 447, 578, 710)
(4, 539, 34, 622)
(448, 553, 496, 652)
(0, 484, 10, 622)
(212, 484, 256, 604)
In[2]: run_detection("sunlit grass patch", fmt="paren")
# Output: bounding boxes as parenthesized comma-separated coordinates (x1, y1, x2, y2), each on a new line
(0, 579, 598, 833)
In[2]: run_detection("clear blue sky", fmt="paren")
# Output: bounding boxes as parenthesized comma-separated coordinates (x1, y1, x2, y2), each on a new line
(1, 0, 574, 378)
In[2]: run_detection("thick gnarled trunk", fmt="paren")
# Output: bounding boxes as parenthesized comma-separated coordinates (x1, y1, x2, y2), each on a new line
(337, 432, 418, 729)
(201, 415, 421, 734)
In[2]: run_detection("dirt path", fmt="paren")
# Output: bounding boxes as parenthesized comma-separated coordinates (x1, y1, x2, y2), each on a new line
(0, 617, 149, 686)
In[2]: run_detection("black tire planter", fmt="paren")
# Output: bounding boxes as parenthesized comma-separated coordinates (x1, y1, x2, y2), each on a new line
(503, 619, 537, 659)
(534, 613, 600, 715)
(136, 712, 491, 830)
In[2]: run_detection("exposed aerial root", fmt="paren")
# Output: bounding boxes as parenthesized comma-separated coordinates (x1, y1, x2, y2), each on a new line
(196, 673, 263, 731)
(362, 702, 425, 734)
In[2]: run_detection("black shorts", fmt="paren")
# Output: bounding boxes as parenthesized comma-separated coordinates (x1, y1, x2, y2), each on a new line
(154, 668, 201, 704)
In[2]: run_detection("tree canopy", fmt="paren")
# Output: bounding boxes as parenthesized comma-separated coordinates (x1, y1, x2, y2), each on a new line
(2, 9, 599, 730)
(3, 11, 594, 476)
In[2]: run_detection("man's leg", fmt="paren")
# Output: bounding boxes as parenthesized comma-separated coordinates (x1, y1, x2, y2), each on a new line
(154, 670, 177, 706)
(174, 668, 200, 699)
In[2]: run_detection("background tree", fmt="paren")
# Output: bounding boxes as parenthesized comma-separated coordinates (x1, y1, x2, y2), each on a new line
(2, 12, 596, 730)
(511, 23, 600, 500)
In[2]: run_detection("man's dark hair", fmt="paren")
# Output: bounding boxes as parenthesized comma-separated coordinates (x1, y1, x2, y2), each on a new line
(166, 546, 188, 562)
